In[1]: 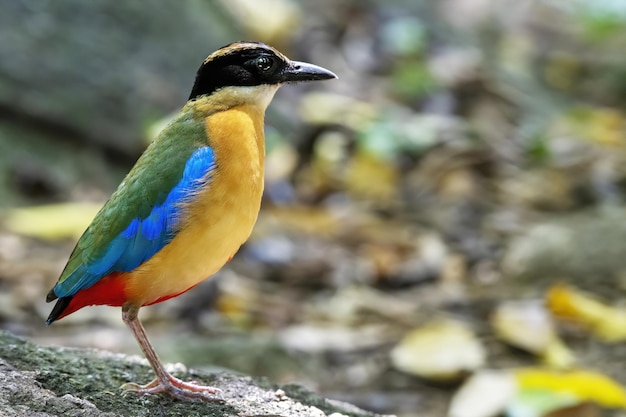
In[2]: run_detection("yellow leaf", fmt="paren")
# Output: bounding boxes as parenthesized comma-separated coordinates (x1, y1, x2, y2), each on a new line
(346, 151, 398, 202)
(558, 107, 626, 147)
(216, 293, 252, 326)
(3, 202, 101, 241)
(584, 108, 626, 147)
(490, 300, 576, 368)
(541, 337, 576, 369)
(546, 284, 626, 342)
(515, 368, 626, 409)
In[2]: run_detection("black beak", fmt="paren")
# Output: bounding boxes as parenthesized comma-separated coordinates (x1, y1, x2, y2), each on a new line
(280, 60, 338, 83)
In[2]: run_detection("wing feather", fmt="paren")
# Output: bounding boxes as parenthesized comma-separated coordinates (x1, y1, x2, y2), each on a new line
(51, 114, 215, 298)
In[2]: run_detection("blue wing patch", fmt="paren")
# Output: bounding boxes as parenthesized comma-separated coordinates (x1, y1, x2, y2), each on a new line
(54, 146, 216, 297)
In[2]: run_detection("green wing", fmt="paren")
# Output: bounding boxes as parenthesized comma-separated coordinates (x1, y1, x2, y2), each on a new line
(51, 110, 213, 298)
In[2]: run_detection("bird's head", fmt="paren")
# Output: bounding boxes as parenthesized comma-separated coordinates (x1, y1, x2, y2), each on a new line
(188, 41, 337, 109)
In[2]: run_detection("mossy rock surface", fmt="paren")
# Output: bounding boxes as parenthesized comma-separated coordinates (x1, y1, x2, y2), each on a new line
(0, 331, 390, 417)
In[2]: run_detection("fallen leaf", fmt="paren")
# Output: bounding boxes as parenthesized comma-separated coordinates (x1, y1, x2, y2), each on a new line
(508, 388, 578, 417)
(491, 300, 575, 368)
(3, 202, 101, 241)
(448, 370, 516, 417)
(514, 368, 626, 409)
(390, 318, 486, 382)
(279, 324, 391, 353)
(546, 284, 626, 342)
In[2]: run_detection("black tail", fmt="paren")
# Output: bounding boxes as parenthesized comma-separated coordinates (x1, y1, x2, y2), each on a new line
(46, 288, 58, 303)
(46, 296, 73, 325)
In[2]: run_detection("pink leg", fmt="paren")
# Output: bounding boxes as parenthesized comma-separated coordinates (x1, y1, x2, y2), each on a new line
(121, 305, 222, 402)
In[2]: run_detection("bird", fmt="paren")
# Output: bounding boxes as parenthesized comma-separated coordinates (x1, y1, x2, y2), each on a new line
(45, 41, 337, 402)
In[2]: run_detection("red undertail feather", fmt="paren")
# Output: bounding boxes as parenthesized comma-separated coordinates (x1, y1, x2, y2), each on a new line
(54, 272, 128, 321)
(52, 273, 200, 322)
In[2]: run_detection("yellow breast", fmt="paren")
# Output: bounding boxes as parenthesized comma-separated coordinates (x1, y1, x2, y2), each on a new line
(124, 104, 266, 305)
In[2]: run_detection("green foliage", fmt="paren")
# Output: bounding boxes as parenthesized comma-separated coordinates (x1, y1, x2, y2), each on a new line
(575, 0, 626, 41)
(526, 134, 551, 165)
(391, 59, 439, 102)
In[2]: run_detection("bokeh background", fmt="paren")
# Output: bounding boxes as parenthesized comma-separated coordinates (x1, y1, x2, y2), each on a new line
(3, 1, 626, 416)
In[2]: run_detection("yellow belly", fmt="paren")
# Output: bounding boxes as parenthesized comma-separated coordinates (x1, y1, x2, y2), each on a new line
(123, 105, 265, 305)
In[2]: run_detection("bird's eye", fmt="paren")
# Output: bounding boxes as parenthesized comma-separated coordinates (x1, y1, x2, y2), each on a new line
(256, 56, 275, 73)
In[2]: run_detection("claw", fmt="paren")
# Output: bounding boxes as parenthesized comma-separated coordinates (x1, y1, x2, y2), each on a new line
(122, 374, 223, 402)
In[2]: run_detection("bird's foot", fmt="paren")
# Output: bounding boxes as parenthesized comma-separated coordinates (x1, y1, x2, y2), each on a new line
(122, 374, 223, 402)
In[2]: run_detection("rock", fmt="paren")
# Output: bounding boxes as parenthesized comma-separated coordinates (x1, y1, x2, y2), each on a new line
(0, 331, 392, 417)
(0, 1, 236, 206)
(0, 0, 233, 156)
(502, 208, 626, 295)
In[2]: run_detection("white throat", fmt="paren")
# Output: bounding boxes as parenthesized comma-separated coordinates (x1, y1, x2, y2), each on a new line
(211, 84, 281, 111)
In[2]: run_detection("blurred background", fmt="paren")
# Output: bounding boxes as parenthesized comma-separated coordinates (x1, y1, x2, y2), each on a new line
(3, 0, 626, 416)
